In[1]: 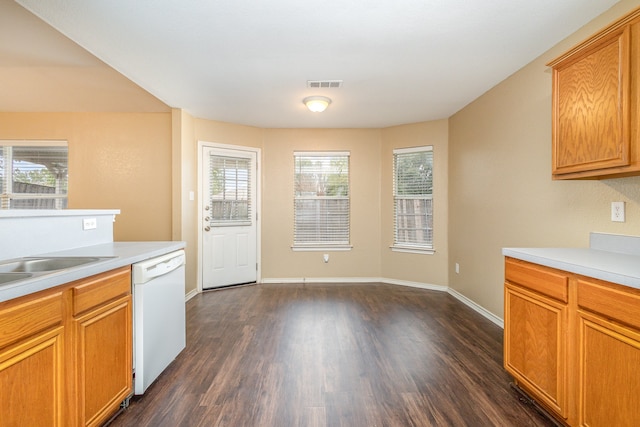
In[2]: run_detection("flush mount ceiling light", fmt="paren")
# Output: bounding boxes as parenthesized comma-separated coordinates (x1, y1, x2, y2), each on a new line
(303, 96, 332, 113)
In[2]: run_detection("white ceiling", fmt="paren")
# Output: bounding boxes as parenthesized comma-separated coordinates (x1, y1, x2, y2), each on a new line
(9, 0, 620, 128)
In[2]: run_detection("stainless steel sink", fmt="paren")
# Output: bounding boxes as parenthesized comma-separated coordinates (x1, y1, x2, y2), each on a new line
(0, 257, 114, 274)
(0, 272, 33, 285)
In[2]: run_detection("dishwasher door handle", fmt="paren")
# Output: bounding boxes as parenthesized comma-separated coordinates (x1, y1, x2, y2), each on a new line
(132, 250, 185, 284)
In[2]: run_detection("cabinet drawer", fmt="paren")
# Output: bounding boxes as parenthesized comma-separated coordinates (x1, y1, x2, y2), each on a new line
(578, 278, 640, 330)
(73, 267, 131, 316)
(0, 291, 63, 349)
(505, 258, 569, 303)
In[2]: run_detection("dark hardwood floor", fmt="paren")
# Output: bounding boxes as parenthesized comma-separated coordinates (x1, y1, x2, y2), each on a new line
(109, 283, 554, 427)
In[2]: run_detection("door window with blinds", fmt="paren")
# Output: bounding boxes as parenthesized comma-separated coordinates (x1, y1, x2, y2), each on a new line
(0, 141, 68, 210)
(293, 152, 350, 249)
(393, 146, 433, 253)
(208, 155, 251, 225)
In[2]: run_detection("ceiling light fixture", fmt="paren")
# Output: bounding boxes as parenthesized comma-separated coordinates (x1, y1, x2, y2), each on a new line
(303, 96, 331, 113)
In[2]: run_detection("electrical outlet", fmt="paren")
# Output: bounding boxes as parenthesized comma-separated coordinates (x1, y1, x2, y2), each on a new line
(611, 202, 625, 222)
(323, 254, 329, 263)
(83, 218, 97, 230)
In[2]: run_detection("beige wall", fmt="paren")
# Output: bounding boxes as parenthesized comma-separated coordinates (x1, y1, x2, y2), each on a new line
(0, 112, 173, 242)
(185, 122, 447, 285)
(195, 119, 265, 150)
(181, 120, 447, 286)
(448, 0, 640, 318)
(380, 121, 449, 287)
(261, 128, 382, 280)
(175, 116, 264, 293)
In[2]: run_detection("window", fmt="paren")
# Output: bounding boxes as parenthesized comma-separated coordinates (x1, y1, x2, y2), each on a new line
(393, 146, 433, 253)
(0, 141, 68, 210)
(293, 151, 350, 250)
(208, 155, 251, 225)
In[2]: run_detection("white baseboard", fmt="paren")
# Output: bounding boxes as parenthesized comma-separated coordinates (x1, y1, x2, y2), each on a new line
(245, 277, 504, 329)
(185, 288, 198, 302)
(447, 287, 504, 328)
(380, 278, 447, 292)
(261, 277, 383, 284)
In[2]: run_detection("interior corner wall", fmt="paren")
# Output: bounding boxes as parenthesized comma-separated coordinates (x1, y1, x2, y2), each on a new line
(173, 109, 199, 295)
(380, 121, 449, 287)
(190, 122, 449, 286)
(261, 128, 382, 281)
(448, 0, 640, 319)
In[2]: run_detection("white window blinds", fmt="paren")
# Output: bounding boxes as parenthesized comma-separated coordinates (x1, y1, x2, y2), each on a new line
(393, 146, 433, 249)
(294, 152, 350, 248)
(0, 141, 68, 210)
(208, 155, 251, 225)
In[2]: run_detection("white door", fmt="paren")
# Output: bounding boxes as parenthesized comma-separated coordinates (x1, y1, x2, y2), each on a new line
(202, 146, 257, 289)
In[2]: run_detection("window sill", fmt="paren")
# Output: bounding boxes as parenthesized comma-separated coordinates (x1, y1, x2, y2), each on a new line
(390, 245, 435, 255)
(291, 245, 353, 252)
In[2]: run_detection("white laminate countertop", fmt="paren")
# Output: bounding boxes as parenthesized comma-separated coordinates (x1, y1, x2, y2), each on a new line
(502, 247, 640, 290)
(0, 241, 185, 303)
(0, 209, 120, 218)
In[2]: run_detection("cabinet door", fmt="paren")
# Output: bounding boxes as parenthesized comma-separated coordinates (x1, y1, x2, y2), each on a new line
(578, 311, 640, 427)
(577, 278, 640, 426)
(0, 327, 64, 427)
(74, 294, 132, 427)
(552, 26, 630, 176)
(504, 284, 568, 418)
(0, 290, 65, 426)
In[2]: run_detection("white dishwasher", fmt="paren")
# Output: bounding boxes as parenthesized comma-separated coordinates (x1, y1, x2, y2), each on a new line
(132, 249, 186, 395)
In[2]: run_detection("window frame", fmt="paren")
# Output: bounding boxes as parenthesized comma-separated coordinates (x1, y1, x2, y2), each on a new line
(207, 154, 252, 227)
(0, 140, 69, 210)
(292, 151, 352, 251)
(391, 145, 434, 255)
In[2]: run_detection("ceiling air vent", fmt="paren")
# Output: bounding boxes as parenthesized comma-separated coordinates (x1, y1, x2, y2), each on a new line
(307, 80, 343, 89)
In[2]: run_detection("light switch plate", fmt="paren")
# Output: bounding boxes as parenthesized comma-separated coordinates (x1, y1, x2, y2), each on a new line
(611, 202, 625, 222)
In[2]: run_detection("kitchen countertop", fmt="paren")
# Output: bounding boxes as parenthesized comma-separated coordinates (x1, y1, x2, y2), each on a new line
(0, 209, 120, 218)
(503, 247, 640, 290)
(0, 241, 185, 303)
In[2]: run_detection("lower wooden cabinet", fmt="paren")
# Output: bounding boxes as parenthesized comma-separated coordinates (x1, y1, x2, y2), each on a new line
(74, 296, 132, 426)
(576, 278, 640, 427)
(505, 257, 640, 426)
(0, 290, 65, 426)
(0, 326, 65, 426)
(505, 284, 568, 417)
(72, 267, 133, 427)
(0, 266, 132, 427)
(504, 258, 569, 419)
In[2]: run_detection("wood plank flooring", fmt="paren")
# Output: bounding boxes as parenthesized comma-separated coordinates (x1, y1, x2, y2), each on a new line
(108, 283, 554, 427)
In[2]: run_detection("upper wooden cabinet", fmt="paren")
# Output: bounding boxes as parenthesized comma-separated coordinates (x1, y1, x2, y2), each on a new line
(548, 8, 640, 179)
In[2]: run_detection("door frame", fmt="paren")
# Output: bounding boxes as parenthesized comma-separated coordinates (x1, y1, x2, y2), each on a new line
(197, 141, 261, 292)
